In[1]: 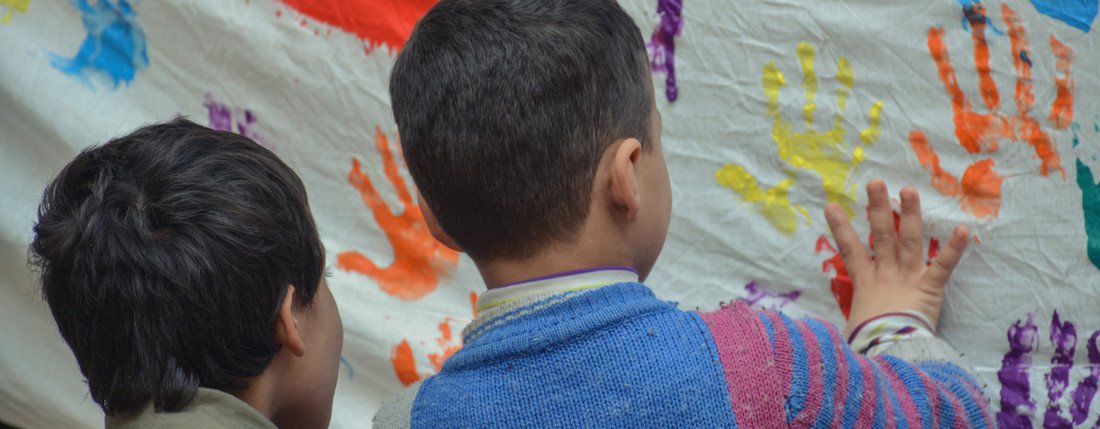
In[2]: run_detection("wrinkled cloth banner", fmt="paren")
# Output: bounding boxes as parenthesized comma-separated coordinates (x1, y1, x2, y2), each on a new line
(0, 0, 1098, 427)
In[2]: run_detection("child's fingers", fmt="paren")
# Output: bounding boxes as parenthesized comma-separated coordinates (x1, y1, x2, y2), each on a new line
(898, 187, 924, 272)
(926, 225, 969, 287)
(825, 203, 872, 279)
(866, 180, 898, 265)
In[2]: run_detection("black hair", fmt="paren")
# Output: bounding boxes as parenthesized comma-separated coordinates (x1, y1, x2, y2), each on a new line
(390, 0, 653, 261)
(28, 118, 325, 415)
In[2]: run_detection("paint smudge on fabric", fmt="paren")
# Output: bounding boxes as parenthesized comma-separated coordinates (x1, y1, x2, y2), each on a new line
(1077, 156, 1100, 270)
(910, 4, 1074, 219)
(278, 0, 436, 52)
(387, 293, 476, 386)
(339, 355, 355, 379)
(717, 42, 883, 234)
(816, 210, 939, 319)
(203, 95, 270, 149)
(1030, 0, 1097, 32)
(646, 0, 683, 102)
(337, 127, 460, 300)
(0, 0, 30, 24)
(959, 0, 1005, 35)
(50, 0, 148, 89)
(389, 339, 421, 387)
(998, 314, 1039, 429)
(740, 281, 800, 311)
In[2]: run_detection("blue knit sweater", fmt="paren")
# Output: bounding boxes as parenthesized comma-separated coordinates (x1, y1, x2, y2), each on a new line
(375, 281, 993, 428)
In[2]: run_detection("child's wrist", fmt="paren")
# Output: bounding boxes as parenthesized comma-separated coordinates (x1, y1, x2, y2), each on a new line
(846, 310, 936, 355)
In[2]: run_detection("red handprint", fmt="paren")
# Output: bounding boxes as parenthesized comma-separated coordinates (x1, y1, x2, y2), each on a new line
(336, 127, 460, 301)
(909, 3, 1074, 219)
(816, 210, 940, 319)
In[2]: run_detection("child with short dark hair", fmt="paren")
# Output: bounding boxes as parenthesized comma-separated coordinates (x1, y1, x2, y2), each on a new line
(376, 0, 994, 427)
(30, 119, 343, 429)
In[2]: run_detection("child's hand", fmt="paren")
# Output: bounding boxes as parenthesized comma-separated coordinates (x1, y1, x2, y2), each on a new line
(825, 180, 969, 337)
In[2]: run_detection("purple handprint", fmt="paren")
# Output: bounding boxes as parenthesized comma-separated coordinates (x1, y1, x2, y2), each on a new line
(646, 0, 683, 101)
(740, 281, 800, 312)
(998, 311, 1100, 428)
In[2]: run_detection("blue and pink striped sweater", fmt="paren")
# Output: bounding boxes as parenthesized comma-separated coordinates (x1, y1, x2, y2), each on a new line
(375, 269, 993, 428)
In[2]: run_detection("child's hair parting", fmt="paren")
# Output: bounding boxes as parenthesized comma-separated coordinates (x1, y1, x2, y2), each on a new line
(390, 0, 653, 261)
(29, 118, 326, 415)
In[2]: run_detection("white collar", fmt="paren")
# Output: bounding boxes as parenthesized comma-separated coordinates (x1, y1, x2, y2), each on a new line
(477, 266, 639, 312)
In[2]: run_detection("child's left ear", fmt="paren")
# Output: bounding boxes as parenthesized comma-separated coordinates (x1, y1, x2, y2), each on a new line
(608, 138, 643, 222)
(274, 285, 306, 357)
(418, 194, 463, 252)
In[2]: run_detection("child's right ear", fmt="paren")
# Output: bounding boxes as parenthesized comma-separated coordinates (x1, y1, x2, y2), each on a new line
(418, 193, 463, 252)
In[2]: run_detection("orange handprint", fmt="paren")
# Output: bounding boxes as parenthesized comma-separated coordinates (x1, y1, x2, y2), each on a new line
(909, 3, 1074, 219)
(336, 127, 460, 301)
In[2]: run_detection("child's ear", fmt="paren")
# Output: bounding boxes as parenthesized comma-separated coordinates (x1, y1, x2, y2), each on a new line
(609, 138, 642, 222)
(418, 194, 463, 252)
(274, 285, 306, 357)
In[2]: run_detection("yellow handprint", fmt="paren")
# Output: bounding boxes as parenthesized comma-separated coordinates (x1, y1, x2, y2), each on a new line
(717, 42, 883, 234)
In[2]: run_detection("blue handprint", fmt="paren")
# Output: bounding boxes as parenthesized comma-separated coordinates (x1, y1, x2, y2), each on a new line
(50, 0, 148, 89)
(1029, 0, 1097, 32)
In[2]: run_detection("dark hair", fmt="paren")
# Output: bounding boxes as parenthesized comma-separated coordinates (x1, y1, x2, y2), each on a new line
(390, 0, 653, 261)
(29, 118, 325, 415)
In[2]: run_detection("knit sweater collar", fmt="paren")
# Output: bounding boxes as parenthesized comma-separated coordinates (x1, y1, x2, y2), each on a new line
(456, 281, 671, 371)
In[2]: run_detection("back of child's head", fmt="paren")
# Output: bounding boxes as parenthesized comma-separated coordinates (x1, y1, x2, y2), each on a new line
(29, 118, 327, 416)
(391, 0, 654, 261)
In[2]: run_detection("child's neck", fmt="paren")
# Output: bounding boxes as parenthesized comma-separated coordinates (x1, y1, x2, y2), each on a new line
(476, 242, 637, 290)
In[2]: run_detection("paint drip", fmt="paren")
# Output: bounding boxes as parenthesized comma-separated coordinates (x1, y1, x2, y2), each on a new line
(50, 0, 148, 89)
(647, 0, 683, 101)
(339, 356, 355, 379)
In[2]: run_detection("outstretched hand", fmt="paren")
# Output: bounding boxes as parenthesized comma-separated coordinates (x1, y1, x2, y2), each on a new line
(825, 180, 969, 336)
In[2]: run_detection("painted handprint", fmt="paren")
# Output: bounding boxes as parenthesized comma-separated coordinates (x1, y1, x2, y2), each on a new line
(909, 2, 1074, 219)
(647, 0, 683, 102)
(50, 0, 148, 89)
(740, 281, 800, 312)
(717, 42, 884, 234)
(389, 293, 477, 386)
(1074, 126, 1100, 270)
(203, 94, 271, 150)
(336, 127, 459, 301)
(815, 209, 939, 319)
(0, 0, 30, 24)
(276, 0, 436, 52)
(998, 311, 1100, 428)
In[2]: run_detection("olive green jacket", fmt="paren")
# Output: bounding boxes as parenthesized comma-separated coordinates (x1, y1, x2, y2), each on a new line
(106, 388, 275, 429)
